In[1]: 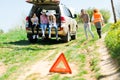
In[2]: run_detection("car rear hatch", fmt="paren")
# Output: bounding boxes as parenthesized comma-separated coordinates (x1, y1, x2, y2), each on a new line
(26, 0, 60, 5)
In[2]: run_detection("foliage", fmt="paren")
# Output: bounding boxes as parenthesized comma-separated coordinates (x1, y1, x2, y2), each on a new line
(105, 21, 120, 64)
(0, 29, 4, 34)
(76, 8, 111, 23)
(0, 24, 110, 80)
(100, 9, 111, 23)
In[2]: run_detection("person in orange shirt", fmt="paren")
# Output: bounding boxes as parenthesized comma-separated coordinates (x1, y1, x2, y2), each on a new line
(92, 9, 104, 39)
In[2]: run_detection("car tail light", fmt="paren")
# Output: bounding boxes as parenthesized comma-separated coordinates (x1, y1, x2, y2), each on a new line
(25, 16, 29, 27)
(60, 16, 66, 23)
(60, 27, 63, 31)
(26, 16, 29, 21)
(26, 27, 30, 31)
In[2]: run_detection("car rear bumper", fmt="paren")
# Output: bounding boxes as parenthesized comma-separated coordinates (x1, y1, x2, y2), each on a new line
(26, 27, 66, 36)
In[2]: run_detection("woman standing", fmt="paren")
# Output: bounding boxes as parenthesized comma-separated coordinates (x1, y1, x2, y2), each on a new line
(80, 9, 94, 40)
(92, 9, 104, 39)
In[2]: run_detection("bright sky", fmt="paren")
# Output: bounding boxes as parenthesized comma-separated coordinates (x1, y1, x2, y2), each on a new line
(0, 0, 118, 32)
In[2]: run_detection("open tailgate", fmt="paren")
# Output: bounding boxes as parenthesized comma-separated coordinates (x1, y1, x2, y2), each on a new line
(26, 0, 60, 5)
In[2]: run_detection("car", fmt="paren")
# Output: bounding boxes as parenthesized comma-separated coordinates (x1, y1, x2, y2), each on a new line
(25, 0, 78, 43)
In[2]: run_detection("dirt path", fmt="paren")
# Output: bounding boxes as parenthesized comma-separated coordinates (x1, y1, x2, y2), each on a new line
(14, 33, 120, 80)
(17, 42, 79, 80)
(96, 33, 120, 80)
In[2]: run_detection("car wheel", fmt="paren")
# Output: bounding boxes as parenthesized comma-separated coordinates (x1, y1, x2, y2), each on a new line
(61, 31, 71, 42)
(71, 32, 77, 40)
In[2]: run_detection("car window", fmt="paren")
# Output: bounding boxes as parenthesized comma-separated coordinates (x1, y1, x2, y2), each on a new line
(63, 6, 72, 17)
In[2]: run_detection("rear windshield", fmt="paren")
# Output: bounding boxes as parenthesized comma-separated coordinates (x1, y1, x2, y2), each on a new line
(29, 5, 60, 25)
(29, 5, 60, 18)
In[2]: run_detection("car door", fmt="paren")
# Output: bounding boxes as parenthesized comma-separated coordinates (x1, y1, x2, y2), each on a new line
(63, 7, 74, 33)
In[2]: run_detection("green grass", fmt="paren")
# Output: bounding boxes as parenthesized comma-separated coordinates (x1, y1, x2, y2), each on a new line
(0, 23, 111, 80)
(50, 23, 110, 80)
(105, 21, 120, 64)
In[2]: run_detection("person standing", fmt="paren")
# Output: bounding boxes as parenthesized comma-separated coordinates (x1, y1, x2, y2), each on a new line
(92, 9, 104, 38)
(80, 9, 94, 40)
(31, 13, 39, 39)
(40, 9, 49, 39)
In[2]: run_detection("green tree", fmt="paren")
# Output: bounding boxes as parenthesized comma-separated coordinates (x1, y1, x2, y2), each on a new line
(86, 8, 93, 22)
(100, 9, 111, 23)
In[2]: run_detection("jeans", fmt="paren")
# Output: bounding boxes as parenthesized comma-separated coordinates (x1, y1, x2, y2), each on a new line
(40, 23, 47, 37)
(84, 22, 94, 39)
(48, 24, 58, 38)
(95, 22, 102, 38)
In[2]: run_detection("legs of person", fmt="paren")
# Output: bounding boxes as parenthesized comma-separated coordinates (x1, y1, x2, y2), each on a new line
(97, 28, 101, 38)
(54, 25, 58, 39)
(84, 23, 88, 39)
(95, 22, 102, 38)
(36, 25, 39, 35)
(31, 24, 36, 39)
(40, 24, 45, 38)
(48, 24, 52, 38)
(43, 24, 47, 37)
(31, 25, 35, 35)
(87, 23, 94, 38)
(36, 25, 39, 38)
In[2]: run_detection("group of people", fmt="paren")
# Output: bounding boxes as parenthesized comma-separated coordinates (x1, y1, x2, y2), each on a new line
(31, 9, 58, 40)
(30, 8, 103, 41)
(80, 8, 104, 39)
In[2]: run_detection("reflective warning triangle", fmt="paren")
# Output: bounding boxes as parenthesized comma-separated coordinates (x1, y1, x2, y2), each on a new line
(49, 53, 72, 74)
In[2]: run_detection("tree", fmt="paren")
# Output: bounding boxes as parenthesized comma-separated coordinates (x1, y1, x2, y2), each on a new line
(111, 0, 117, 23)
(100, 9, 111, 23)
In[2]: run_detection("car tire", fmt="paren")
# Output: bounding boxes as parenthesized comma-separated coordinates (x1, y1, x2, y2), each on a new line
(61, 30, 71, 42)
(71, 32, 77, 40)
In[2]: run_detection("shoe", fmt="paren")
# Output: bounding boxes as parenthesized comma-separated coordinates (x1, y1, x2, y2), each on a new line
(99, 35, 102, 39)
(33, 35, 36, 39)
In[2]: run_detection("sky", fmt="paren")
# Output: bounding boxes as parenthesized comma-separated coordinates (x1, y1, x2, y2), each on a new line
(0, 0, 118, 32)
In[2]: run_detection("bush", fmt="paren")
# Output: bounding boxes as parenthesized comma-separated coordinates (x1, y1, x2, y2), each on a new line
(105, 21, 120, 63)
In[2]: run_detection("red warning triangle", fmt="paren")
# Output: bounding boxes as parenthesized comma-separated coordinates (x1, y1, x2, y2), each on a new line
(49, 53, 72, 74)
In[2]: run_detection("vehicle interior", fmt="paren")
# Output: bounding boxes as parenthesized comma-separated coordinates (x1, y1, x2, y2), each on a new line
(28, 5, 61, 28)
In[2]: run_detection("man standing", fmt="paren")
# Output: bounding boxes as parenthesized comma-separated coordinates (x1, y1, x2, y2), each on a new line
(80, 9, 94, 40)
(92, 9, 104, 39)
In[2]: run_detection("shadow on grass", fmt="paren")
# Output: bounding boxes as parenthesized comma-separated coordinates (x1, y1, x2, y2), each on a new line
(3, 38, 65, 46)
(38, 38, 65, 45)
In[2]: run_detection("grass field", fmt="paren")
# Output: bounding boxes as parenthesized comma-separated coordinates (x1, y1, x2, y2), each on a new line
(0, 24, 110, 80)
